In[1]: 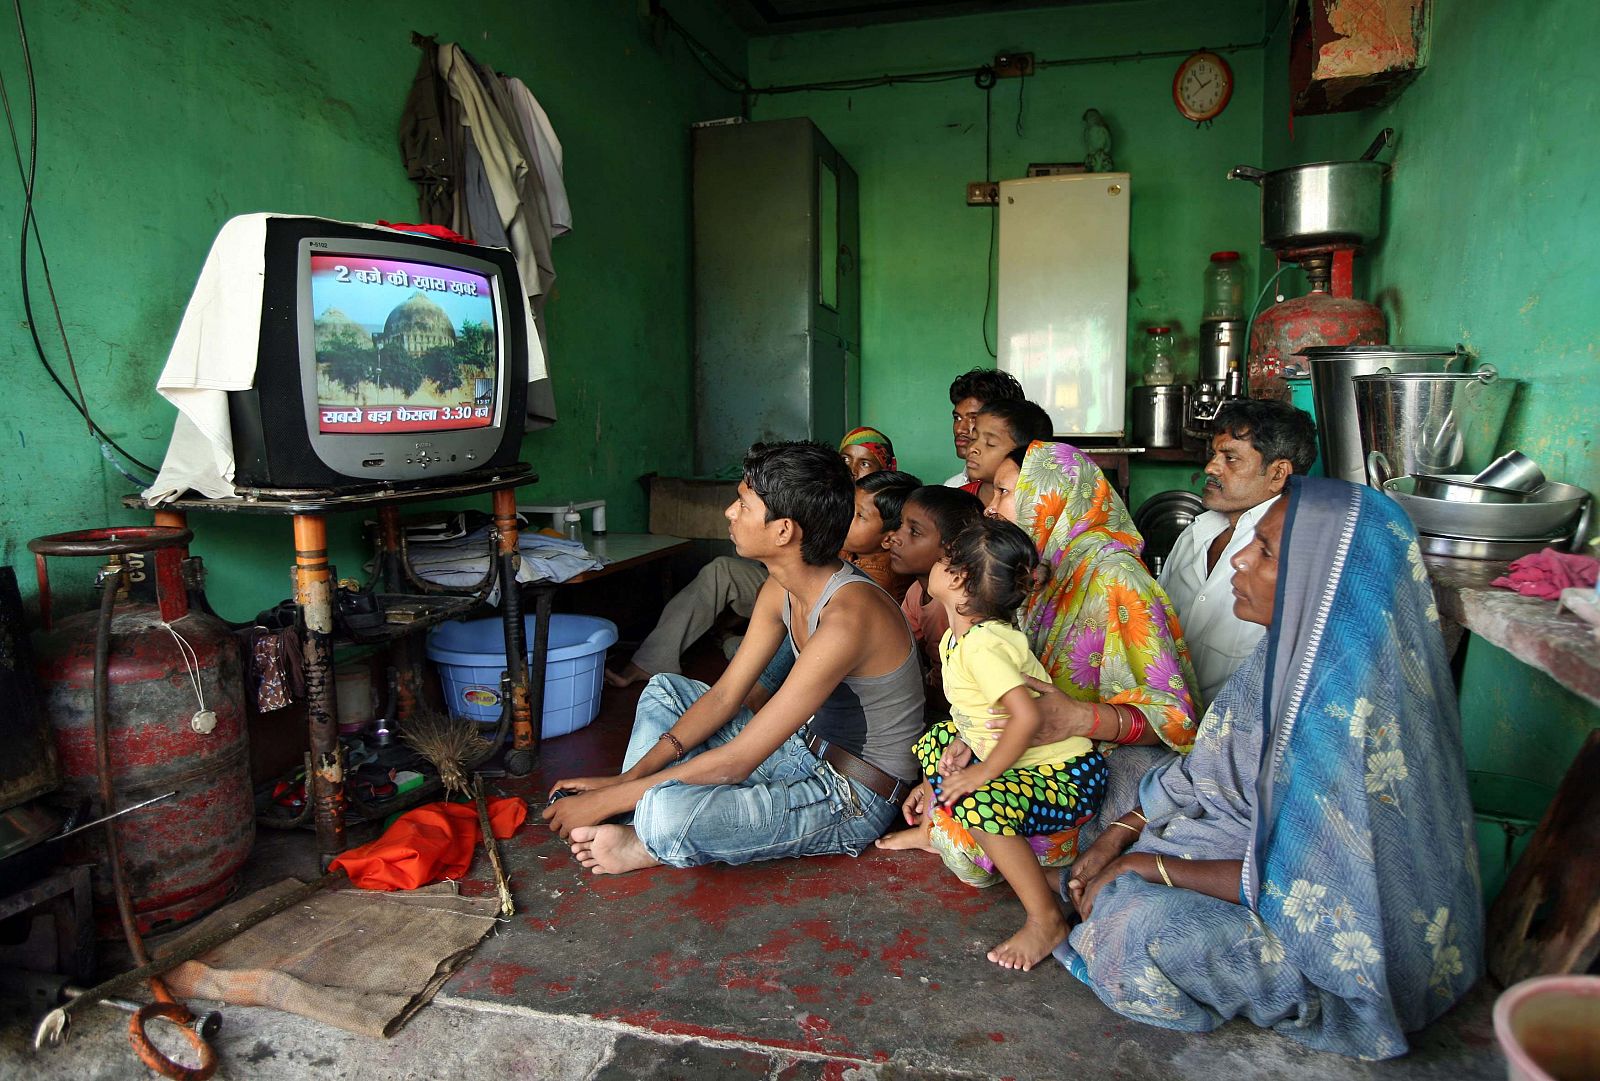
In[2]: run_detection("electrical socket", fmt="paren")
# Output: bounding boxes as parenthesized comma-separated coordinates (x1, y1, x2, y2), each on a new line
(993, 51, 1034, 78)
(966, 182, 998, 207)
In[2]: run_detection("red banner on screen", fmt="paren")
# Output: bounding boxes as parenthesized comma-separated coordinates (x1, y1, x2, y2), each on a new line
(318, 404, 492, 433)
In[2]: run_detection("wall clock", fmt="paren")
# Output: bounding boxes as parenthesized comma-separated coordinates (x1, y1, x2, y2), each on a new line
(1173, 50, 1233, 123)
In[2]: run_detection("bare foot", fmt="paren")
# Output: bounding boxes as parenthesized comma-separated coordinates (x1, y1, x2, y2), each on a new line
(875, 822, 935, 852)
(987, 911, 1069, 972)
(603, 662, 651, 689)
(569, 825, 660, 875)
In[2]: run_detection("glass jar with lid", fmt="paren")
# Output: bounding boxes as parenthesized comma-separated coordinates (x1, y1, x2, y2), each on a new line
(1142, 326, 1176, 385)
(1203, 251, 1245, 321)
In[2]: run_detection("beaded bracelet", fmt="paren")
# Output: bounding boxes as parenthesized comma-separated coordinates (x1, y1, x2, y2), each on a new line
(658, 731, 686, 761)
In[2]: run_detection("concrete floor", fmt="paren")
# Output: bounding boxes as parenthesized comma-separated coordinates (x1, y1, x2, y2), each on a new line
(1, 644, 1510, 1080)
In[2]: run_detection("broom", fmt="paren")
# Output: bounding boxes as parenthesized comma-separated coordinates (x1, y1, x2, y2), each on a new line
(400, 711, 515, 917)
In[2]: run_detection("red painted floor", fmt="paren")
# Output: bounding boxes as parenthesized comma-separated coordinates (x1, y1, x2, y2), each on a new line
(225, 640, 1502, 1078)
(427, 643, 1503, 1079)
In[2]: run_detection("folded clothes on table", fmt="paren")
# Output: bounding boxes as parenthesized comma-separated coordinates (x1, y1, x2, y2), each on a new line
(407, 527, 607, 601)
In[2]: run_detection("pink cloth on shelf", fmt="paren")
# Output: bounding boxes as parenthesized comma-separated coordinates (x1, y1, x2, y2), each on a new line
(1490, 549, 1598, 600)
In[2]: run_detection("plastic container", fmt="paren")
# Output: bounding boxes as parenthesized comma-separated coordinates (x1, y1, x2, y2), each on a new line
(1494, 976, 1600, 1081)
(1142, 326, 1176, 386)
(1203, 251, 1245, 320)
(1468, 771, 1554, 903)
(426, 613, 619, 738)
(335, 665, 373, 736)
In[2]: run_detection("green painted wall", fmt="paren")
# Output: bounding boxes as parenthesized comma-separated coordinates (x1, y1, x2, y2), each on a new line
(0, 0, 741, 620)
(1260, 0, 1600, 772)
(748, 0, 1266, 490)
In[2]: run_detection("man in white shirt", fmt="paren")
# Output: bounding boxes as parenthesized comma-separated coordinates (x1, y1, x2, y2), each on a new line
(941, 367, 1025, 488)
(1158, 400, 1317, 707)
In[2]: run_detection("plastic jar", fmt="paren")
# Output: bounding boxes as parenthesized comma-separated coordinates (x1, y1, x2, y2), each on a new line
(1203, 251, 1245, 321)
(1142, 326, 1176, 385)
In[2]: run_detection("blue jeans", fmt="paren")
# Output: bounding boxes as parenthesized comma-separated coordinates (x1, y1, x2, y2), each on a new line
(623, 673, 899, 868)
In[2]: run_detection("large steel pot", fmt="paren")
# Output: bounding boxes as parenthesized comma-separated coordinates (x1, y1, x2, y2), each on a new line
(1305, 345, 1460, 483)
(1228, 129, 1392, 250)
(1355, 366, 1518, 488)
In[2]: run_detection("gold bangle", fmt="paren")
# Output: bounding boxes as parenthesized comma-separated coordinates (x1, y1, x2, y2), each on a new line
(1109, 821, 1140, 836)
(1131, 809, 1148, 824)
(1155, 853, 1174, 887)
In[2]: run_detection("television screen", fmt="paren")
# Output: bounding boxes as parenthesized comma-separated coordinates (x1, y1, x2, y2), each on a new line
(225, 218, 529, 489)
(310, 253, 499, 435)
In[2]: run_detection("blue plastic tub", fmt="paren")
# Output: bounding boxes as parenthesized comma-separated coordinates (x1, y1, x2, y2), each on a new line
(426, 613, 618, 738)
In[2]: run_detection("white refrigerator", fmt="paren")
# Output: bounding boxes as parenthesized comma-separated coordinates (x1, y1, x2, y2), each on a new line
(997, 172, 1131, 438)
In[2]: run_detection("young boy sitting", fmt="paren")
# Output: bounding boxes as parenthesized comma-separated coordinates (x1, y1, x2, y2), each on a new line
(963, 398, 1053, 504)
(842, 470, 921, 602)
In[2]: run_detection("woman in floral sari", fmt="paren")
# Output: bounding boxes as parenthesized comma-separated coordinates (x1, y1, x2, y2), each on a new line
(925, 441, 1200, 884)
(1060, 477, 1481, 1059)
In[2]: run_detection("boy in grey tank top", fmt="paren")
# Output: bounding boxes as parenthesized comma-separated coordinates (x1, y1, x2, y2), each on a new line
(544, 442, 925, 874)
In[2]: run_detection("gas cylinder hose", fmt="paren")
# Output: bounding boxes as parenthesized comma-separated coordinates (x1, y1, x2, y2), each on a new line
(1243, 264, 1295, 371)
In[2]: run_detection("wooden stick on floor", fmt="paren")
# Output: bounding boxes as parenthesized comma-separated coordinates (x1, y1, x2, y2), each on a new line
(474, 774, 515, 917)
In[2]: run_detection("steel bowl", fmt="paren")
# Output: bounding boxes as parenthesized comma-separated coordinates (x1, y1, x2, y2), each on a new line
(1410, 473, 1534, 504)
(1384, 476, 1590, 540)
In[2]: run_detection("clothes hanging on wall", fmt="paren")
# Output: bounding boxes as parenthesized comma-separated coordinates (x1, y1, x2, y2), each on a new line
(400, 39, 565, 428)
(503, 76, 571, 237)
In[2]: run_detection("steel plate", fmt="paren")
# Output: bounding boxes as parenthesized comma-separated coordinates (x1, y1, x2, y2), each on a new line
(1417, 532, 1570, 561)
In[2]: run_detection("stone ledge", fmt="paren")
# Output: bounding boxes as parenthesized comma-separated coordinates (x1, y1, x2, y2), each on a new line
(1426, 554, 1600, 708)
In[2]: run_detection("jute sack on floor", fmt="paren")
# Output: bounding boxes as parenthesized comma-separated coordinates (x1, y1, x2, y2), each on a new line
(160, 879, 500, 1037)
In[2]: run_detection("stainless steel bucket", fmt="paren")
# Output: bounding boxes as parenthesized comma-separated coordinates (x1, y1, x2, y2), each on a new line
(1354, 366, 1518, 488)
(1305, 346, 1460, 483)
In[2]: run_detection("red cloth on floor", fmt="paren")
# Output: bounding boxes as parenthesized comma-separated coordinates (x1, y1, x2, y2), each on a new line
(1491, 548, 1599, 600)
(375, 220, 475, 244)
(329, 797, 527, 891)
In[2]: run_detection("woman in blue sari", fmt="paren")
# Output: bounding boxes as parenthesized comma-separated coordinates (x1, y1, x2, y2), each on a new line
(1058, 477, 1482, 1060)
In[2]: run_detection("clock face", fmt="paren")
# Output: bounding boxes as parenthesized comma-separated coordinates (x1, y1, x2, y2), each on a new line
(1174, 51, 1233, 122)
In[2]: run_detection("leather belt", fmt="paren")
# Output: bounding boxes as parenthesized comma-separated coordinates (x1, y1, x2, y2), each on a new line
(804, 730, 913, 806)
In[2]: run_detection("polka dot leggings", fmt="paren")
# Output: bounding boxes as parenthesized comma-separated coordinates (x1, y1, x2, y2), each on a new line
(913, 720, 1107, 837)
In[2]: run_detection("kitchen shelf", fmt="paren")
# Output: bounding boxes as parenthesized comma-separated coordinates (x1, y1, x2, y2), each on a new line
(1425, 554, 1600, 707)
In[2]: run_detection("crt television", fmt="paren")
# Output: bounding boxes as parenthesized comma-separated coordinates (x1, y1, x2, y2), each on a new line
(229, 218, 530, 489)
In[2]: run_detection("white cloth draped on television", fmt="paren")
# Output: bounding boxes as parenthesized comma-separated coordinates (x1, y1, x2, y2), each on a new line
(142, 213, 546, 504)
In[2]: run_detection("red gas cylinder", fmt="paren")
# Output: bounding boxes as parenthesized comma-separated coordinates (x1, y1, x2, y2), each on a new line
(1248, 248, 1386, 401)
(29, 528, 253, 937)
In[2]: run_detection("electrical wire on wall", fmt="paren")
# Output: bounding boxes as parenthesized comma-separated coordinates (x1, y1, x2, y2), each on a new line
(977, 67, 998, 359)
(1, 0, 154, 483)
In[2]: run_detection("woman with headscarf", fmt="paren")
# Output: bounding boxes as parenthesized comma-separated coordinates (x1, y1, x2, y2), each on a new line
(839, 426, 897, 479)
(920, 441, 1200, 885)
(1060, 477, 1482, 1059)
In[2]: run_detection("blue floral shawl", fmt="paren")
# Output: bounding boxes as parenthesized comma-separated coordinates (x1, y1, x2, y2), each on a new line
(1058, 477, 1483, 1060)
